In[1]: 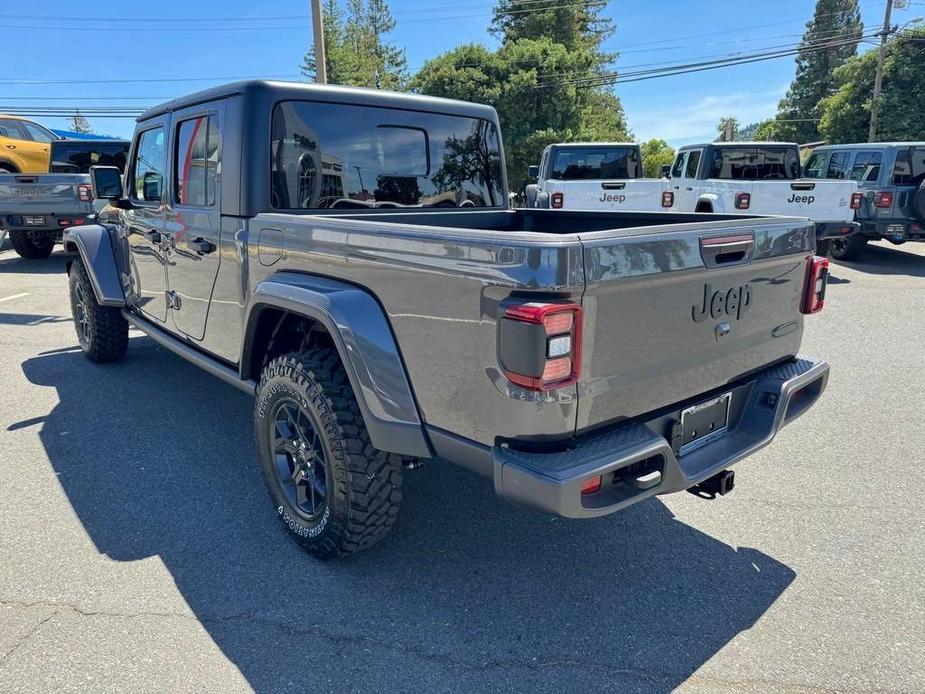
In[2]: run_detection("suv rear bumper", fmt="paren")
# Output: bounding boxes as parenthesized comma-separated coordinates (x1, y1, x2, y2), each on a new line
(3, 214, 93, 234)
(815, 221, 859, 240)
(492, 357, 828, 518)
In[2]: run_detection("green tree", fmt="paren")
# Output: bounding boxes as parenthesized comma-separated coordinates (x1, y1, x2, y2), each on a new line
(819, 27, 925, 143)
(716, 116, 740, 142)
(301, 0, 407, 89)
(774, 0, 863, 143)
(68, 111, 92, 134)
(640, 139, 675, 178)
(412, 0, 630, 190)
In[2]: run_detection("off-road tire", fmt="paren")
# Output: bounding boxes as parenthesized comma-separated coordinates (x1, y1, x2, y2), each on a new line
(830, 233, 868, 261)
(913, 179, 925, 225)
(9, 230, 54, 259)
(815, 239, 831, 257)
(255, 349, 402, 559)
(68, 258, 128, 362)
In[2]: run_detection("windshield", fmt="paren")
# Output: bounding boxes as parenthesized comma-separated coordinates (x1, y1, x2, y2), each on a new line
(270, 101, 505, 210)
(549, 147, 640, 180)
(50, 141, 129, 173)
(708, 146, 800, 180)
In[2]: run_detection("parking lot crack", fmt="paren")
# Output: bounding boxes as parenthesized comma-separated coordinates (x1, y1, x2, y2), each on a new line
(0, 611, 57, 670)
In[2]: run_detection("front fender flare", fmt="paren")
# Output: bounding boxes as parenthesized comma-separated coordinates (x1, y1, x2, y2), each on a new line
(63, 225, 125, 307)
(242, 272, 432, 459)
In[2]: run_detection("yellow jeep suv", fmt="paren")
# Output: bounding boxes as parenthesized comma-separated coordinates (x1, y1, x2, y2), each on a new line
(0, 115, 59, 173)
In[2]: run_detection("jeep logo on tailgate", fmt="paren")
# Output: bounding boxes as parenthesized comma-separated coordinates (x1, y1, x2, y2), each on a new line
(787, 193, 815, 204)
(692, 283, 752, 323)
(598, 193, 626, 204)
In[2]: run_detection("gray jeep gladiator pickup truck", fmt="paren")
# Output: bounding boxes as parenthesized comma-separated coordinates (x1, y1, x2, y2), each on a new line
(65, 81, 830, 559)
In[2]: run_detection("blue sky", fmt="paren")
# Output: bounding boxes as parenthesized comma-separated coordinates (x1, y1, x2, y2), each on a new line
(2, 0, 916, 147)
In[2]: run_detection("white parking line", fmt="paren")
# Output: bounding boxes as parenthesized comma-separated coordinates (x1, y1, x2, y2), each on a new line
(0, 293, 30, 304)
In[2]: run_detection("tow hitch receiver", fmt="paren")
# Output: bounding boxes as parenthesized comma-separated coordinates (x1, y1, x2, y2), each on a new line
(689, 469, 735, 499)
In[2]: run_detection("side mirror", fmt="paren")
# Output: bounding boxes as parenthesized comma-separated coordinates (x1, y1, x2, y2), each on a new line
(660, 164, 672, 179)
(528, 165, 539, 179)
(89, 165, 124, 200)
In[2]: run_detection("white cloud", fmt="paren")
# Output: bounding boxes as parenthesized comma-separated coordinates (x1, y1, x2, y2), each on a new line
(626, 86, 788, 147)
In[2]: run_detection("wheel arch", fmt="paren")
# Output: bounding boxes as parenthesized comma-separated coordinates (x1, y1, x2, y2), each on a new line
(242, 272, 432, 459)
(0, 158, 20, 173)
(63, 225, 125, 307)
(695, 195, 718, 213)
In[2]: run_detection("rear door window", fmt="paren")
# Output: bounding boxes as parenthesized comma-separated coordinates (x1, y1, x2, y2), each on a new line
(825, 151, 852, 180)
(550, 147, 640, 180)
(684, 149, 701, 178)
(22, 121, 56, 144)
(671, 152, 686, 178)
(0, 118, 28, 140)
(892, 147, 925, 187)
(849, 151, 882, 182)
(175, 115, 221, 206)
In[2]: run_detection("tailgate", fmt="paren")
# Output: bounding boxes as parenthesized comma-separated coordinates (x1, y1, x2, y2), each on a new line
(576, 217, 814, 432)
(553, 180, 667, 212)
(749, 179, 857, 223)
(0, 174, 85, 213)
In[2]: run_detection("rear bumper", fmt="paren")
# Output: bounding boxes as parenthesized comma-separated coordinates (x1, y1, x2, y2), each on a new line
(2, 213, 94, 234)
(859, 220, 925, 241)
(493, 357, 829, 518)
(815, 221, 859, 240)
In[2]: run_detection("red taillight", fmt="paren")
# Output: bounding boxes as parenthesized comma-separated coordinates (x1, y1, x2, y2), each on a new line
(661, 191, 674, 207)
(734, 192, 751, 210)
(77, 184, 93, 202)
(850, 192, 863, 210)
(501, 301, 582, 390)
(801, 255, 829, 315)
(551, 192, 564, 209)
(580, 476, 602, 495)
(874, 191, 893, 208)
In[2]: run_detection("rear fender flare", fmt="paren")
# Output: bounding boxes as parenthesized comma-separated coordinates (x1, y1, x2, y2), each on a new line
(63, 225, 125, 307)
(696, 194, 722, 213)
(241, 272, 432, 459)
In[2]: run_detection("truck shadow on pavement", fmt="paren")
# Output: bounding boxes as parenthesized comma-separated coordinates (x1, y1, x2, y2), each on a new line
(831, 242, 925, 278)
(21, 339, 796, 692)
(0, 249, 72, 274)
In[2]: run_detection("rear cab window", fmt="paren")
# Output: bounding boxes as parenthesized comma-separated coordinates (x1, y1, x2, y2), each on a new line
(270, 101, 505, 209)
(892, 147, 925, 187)
(825, 151, 852, 179)
(707, 146, 800, 180)
(549, 146, 640, 180)
(50, 142, 129, 174)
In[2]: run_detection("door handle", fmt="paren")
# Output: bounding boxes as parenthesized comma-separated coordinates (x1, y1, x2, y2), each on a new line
(5, 144, 15, 150)
(686, 187, 693, 191)
(188, 237, 215, 254)
(142, 229, 162, 244)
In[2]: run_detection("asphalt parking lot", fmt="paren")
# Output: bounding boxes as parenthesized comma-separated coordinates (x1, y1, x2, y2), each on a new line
(0, 240, 923, 693)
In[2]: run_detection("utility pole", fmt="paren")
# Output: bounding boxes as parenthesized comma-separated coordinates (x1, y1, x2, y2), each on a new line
(868, 0, 894, 142)
(311, 0, 327, 84)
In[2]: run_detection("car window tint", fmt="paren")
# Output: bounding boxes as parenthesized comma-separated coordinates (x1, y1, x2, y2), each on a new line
(849, 151, 882, 182)
(271, 101, 504, 209)
(671, 152, 686, 178)
(892, 147, 925, 187)
(685, 150, 701, 178)
(825, 151, 851, 180)
(550, 147, 640, 180)
(22, 122, 56, 144)
(132, 127, 166, 202)
(0, 118, 27, 140)
(50, 142, 129, 174)
(175, 115, 221, 206)
(708, 147, 800, 180)
(803, 152, 826, 178)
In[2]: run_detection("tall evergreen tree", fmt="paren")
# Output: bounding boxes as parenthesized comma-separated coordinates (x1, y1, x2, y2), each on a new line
(301, 0, 407, 89)
(774, 0, 863, 143)
(68, 111, 92, 134)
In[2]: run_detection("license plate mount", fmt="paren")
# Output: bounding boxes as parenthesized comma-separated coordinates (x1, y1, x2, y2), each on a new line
(24, 215, 46, 226)
(679, 392, 731, 456)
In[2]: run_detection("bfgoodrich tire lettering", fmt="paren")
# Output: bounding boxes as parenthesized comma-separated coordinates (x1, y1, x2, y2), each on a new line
(255, 349, 402, 559)
(68, 258, 128, 362)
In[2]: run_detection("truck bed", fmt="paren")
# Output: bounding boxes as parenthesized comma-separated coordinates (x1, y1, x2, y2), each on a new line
(246, 208, 815, 449)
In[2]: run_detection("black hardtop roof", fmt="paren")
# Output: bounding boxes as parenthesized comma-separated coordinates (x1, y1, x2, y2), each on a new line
(679, 141, 799, 150)
(808, 141, 925, 150)
(138, 80, 499, 123)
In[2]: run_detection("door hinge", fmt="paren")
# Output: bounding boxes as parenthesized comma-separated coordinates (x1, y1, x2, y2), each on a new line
(166, 290, 181, 310)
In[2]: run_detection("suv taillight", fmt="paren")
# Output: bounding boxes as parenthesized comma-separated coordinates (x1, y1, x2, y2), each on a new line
(77, 184, 93, 202)
(874, 191, 893, 208)
(500, 301, 582, 390)
(661, 191, 674, 207)
(850, 192, 863, 210)
(551, 192, 564, 209)
(734, 192, 751, 210)
(801, 255, 829, 315)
